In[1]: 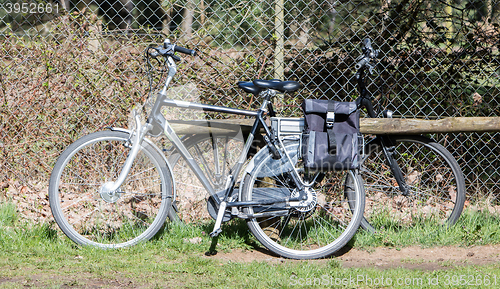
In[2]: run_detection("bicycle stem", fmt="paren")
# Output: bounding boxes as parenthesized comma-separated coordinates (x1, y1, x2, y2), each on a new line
(160, 56, 177, 95)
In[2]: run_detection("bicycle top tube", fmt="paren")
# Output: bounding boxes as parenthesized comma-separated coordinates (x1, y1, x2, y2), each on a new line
(160, 98, 258, 117)
(155, 78, 301, 119)
(145, 39, 301, 137)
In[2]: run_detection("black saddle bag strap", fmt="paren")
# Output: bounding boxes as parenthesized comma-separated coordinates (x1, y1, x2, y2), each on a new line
(327, 100, 336, 155)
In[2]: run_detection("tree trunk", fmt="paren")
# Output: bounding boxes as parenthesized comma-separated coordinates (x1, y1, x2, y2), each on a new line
(200, 0, 206, 26)
(486, 0, 492, 23)
(380, 0, 391, 33)
(182, 0, 195, 39)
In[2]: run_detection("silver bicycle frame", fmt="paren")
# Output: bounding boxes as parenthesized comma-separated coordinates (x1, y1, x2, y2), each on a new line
(104, 54, 308, 235)
(106, 55, 260, 199)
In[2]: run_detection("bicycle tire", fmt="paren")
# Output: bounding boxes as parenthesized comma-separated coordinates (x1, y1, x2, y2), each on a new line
(166, 132, 245, 223)
(354, 135, 465, 233)
(49, 130, 173, 248)
(241, 142, 365, 259)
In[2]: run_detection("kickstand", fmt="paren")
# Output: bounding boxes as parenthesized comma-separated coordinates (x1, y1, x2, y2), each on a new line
(206, 199, 227, 256)
(205, 235, 219, 256)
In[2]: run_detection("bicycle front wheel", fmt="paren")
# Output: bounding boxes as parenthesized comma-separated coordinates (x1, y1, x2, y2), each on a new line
(49, 130, 173, 248)
(241, 142, 365, 259)
(358, 135, 465, 232)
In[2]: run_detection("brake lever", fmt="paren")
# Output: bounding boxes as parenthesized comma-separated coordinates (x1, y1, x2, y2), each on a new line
(368, 50, 380, 74)
(147, 46, 160, 58)
(367, 62, 377, 75)
(169, 53, 181, 62)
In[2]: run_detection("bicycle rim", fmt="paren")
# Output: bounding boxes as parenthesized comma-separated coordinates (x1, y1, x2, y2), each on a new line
(49, 130, 172, 248)
(242, 143, 364, 259)
(360, 135, 465, 232)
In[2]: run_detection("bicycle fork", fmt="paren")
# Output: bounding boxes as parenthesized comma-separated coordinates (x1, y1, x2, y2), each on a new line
(380, 136, 409, 196)
(99, 110, 152, 202)
(376, 110, 409, 196)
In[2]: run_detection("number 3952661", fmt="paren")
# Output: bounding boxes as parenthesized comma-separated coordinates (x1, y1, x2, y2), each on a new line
(3, 2, 60, 14)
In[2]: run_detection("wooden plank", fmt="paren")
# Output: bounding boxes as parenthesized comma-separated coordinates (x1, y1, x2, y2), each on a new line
(169, 117, 500, 135)
(359, 117, 500, 134)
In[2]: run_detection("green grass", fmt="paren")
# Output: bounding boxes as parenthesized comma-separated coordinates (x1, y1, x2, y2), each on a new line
(1, 203, 500, 288)
(355, 209, 500, 249)
(0, 202, 17, 227)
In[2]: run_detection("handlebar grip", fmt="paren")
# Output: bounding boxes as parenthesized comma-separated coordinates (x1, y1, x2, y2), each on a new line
(363, 38, 372, 49)
(362, 38, 373, 55)
(174, 45, 197, 56)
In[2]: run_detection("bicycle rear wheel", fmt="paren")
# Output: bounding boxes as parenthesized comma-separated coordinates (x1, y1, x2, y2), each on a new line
(49, 130, 173, 248)
(357, 135, 465, 232)
(241, 142, 364, 259)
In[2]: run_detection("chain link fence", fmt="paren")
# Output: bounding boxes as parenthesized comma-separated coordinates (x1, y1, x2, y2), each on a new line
(0, 0, 499, 221)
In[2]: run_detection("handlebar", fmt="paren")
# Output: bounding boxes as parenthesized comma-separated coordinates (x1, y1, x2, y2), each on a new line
(173, 45, 196, 56)
(355, 38, 378, 72)
(147, 39, 196, 61)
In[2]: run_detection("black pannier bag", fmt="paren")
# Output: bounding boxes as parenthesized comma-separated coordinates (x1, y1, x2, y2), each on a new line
(301, 99, 361, 171)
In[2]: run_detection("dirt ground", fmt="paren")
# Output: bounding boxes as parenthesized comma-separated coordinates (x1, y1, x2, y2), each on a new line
(208, 244, 500, 271)
(2, 246, 498, 289)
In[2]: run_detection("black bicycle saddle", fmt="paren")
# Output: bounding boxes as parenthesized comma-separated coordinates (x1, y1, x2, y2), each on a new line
(238, 80, 302, 95)
(237, 81, 262, 95)
(253, 79, 302, 93)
